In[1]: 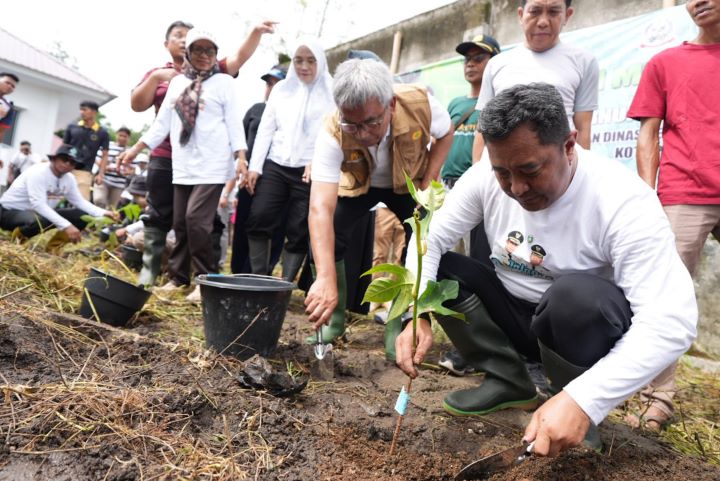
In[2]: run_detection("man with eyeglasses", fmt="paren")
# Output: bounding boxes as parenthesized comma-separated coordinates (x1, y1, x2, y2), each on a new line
(305, 58, 453, 355)
(471, 0, 598, 161)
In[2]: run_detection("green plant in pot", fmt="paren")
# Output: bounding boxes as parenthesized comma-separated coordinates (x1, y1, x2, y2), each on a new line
(362, 173, 464, 455)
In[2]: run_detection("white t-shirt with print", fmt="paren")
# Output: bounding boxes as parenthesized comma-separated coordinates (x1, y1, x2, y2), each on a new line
(407, 146, 696, 426)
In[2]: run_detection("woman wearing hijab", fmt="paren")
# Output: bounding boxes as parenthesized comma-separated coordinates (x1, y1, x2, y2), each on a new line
(245, 38, 335, 282)
(121, 28, 247, 302)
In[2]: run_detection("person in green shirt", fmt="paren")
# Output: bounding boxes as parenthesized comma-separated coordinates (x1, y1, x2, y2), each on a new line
(441, 34, 500, 185)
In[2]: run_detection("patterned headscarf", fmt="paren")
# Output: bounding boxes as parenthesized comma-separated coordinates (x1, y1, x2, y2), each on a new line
(174, 45, 220, 146)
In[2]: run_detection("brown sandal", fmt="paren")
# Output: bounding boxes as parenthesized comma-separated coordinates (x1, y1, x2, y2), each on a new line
(624, 404, 673, 432)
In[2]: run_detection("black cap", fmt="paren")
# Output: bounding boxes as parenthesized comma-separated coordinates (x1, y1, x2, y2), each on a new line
(127, 176, 148, 196)
(347, 49, 381, 61)
(531, 244, 546, 258)
(49, 144, 78, 163)
(507, 230, 524, 245)
(456, 34, 501, 57)
(260, 65, 287, 83)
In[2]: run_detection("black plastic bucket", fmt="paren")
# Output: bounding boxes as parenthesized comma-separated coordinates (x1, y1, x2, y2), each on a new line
(196, 274, 295, 360)
(79, 267, 151, 327)
(120, 245, 143, 271)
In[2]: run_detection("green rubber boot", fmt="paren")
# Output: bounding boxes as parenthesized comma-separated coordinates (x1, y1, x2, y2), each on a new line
(306, 260, 347, 344)
(436, 294, 538, 416)
(138, 227, 167, 287)
(538, 341, 603, 452)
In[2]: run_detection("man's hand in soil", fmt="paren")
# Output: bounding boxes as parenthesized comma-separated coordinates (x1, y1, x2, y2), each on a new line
(395, 316, 433, 378)
(64, 225, 82, 243)
(305, 276, 338, 329)
(104, 211, 120, 222)
(523, 390, 591, 457)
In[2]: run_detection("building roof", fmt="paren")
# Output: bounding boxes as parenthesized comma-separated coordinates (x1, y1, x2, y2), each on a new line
(0, 26, 112, 96)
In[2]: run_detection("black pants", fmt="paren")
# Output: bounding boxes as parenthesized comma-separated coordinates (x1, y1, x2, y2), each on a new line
(230, 188, 286, 274)
(169, 184, 224, 285)
(333, 188, 415, 261)
(245, 160, 310, 254)
(438, 252, 632, 366)
(0, 207, 89, 237)
(144, 156, 174, 232)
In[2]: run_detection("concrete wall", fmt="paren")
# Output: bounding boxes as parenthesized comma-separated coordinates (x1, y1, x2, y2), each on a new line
(326, 0, 676, 74)
(326, 0, 490, 73)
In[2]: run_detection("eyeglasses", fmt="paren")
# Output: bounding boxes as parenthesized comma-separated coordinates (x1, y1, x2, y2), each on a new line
(339, 109, 388, 135)
(190, 46, 217, 57)
(464, 53, 490, 64)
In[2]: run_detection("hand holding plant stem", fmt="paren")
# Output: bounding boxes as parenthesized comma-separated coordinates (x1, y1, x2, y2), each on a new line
(362, 173, 464, 455)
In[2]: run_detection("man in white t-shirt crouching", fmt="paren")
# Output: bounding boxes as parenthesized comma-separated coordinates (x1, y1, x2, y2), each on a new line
(395, 83, 696, 457)
(0, 144, 118, 249)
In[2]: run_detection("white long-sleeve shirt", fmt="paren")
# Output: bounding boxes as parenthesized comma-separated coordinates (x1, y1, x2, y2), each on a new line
(0, 163, 106, 230)
(248, 86, 335, 174)
(407, 146, 697, 425)
(141, 73, 247, 185)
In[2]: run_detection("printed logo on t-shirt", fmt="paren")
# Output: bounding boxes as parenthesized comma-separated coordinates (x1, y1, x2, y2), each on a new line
(47, 184, 69, 204)
(490, 229, 553, 281)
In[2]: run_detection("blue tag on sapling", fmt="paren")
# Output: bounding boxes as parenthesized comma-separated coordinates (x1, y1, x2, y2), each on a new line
(394, 386, 410, 415)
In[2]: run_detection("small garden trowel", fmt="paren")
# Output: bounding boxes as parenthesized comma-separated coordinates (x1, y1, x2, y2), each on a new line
(313, 330, 332, 360)
(454, 441, 534, 480)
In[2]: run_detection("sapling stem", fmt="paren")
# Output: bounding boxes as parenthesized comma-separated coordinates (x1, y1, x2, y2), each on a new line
(390, 209, 424, 456)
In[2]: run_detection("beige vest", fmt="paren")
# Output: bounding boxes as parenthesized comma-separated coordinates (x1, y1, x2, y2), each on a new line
(326, 84, 432, 197)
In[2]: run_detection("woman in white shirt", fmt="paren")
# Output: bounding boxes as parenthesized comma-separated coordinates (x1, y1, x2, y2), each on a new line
(121, 28, 247, 301)
(245, 38, 334, 282)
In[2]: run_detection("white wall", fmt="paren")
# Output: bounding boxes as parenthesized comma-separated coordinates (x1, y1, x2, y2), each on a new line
(9, 82, 61, 155)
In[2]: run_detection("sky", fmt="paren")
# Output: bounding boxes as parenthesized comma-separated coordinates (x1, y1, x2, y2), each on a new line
(2, 0, 455, 133)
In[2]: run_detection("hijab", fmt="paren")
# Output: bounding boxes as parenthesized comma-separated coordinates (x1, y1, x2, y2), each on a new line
(268, 37, 334, 162)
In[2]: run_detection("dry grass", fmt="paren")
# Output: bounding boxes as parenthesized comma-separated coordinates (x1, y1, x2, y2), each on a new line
(0, 236, 293, 480)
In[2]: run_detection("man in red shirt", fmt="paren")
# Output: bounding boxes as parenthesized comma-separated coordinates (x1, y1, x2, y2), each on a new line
(127, 20, 274, 287)
(626, 0, 720, 431)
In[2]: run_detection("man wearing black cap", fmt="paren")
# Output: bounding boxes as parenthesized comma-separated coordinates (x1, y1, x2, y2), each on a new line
(62, 101, 110, 201)
(0, 144, 117, 246)
(443, 35, 500, 190)
(231, 64, 288, 274)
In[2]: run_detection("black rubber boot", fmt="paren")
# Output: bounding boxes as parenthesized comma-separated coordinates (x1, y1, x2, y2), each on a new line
(437, 294, 538, 416)
(538, 341, 603, 452)
(281, 250, 305, 283)
(306, 260, 347, 344)
(138, 226, 167, 287)
(248, 237, 271, 275)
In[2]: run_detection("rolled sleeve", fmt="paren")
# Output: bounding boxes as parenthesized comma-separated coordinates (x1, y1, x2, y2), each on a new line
(309, 128, 344, 184)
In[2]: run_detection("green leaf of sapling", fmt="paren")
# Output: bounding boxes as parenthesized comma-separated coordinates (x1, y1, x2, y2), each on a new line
(415, 279, 464, 320)
(362, 277, 407, 304)
(362, 263, 413, 282)
(388, 286, 414, 321)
